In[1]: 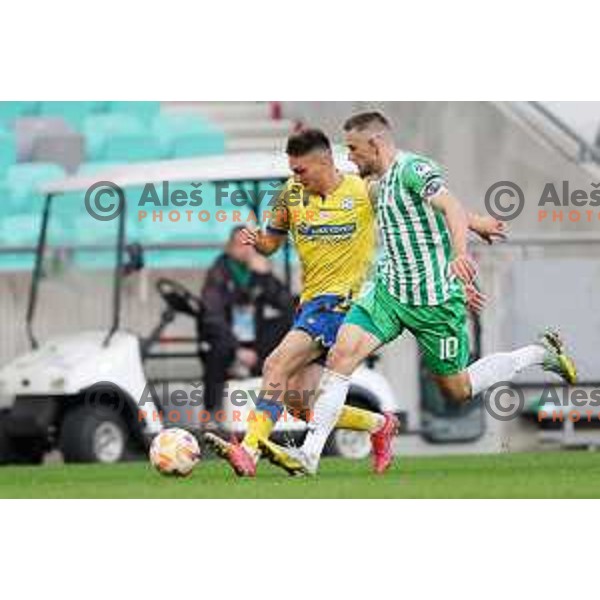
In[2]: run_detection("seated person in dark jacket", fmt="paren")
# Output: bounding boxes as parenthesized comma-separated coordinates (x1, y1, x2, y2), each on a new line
(199, 226, 294, 411)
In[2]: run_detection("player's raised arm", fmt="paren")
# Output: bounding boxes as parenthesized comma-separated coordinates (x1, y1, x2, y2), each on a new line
(404, 157, 476, 284)
(430, 191, 476, 283)
(467, 213, 508, 244)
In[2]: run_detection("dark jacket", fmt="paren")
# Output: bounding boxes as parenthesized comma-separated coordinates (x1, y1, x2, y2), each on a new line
(200, 254, 294, 363)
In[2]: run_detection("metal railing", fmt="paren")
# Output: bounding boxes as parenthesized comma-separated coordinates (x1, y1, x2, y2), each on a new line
(527, 101, 600, 165)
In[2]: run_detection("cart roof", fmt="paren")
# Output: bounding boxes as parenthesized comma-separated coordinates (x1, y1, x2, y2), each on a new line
(41, 150, 355, 195)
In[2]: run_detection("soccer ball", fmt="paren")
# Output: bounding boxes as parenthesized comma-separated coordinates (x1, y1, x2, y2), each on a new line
(149, 428, 201, 477)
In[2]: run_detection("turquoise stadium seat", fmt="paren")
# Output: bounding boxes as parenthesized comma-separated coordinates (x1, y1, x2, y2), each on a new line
(0, 102, 39, 124)
(69, 212, 120, 270)
(5, 163, 65, 205)
(83, 113, 144, 157)
(101, 133, 163, 162)
(137, 184, 228, 269)
(83, 114, 163, 162)
(152, 114, 226, 158)
(43, 189, 120, 271)
(170, 128, 226, 158)
(84, 113, 145, 133)
(0, 213, 41, 271)
(107, 101, 160, 121)
(56, 182, 146, 248)
(0, 132, 17, 177)
(0, 182, 23, 219)
(39, 101, 105, 127)
(76, 168, 146, 231)
(66, 173, 146, 245)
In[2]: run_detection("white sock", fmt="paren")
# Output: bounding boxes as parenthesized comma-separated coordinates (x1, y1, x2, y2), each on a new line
(302, 369, 351, 462)
(467, 345, 546, 396)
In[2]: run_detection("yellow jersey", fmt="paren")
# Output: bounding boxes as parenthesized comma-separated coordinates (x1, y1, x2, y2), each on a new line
(266, 174, 375, 304)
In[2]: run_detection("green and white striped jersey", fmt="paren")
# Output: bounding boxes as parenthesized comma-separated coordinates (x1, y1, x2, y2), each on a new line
(375, 152, 457, 306)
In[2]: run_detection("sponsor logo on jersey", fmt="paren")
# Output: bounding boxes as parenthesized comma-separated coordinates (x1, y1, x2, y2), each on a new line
(297, 223, 357, 237)
(341, 197, 355, 211)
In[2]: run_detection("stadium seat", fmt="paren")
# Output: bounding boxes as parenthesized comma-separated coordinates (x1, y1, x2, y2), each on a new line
(0, 182, 19, 218)
(5, 163, 65, 203)
(83, 114, 163, 162)
(83, 113, 144, 157)
(0, 253, 35, 272)
(152, 114, 226, 158)
(32, 134, 85, 174)
(107, 101, 161, 121)
(101, 133, 163, 162)
(83, 113, 145, 134)
(0, 213, 41, 271)
(0, 101, 39, 125)
(15, 116, 72, 152)
(39, 101, 105, 127)
(0, 132, 16, 178)
(170, 128, 226, 158)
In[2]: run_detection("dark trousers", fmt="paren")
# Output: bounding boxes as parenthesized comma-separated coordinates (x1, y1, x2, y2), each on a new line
(198, 305, 294, 411)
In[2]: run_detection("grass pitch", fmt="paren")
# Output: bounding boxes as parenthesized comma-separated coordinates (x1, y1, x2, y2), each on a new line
(0, 451, 599, 498)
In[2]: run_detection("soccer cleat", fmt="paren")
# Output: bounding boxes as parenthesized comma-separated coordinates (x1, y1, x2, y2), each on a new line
(370, 412, 399, 475)
(203, 432, 257, 477)
(258, 438, 317, 476)
(540, 329, 577, 385)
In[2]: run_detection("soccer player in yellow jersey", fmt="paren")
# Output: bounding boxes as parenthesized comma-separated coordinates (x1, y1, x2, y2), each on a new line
(204, 129, 399, 476)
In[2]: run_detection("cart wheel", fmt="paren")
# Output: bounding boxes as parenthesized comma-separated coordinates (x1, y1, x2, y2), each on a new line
(327, 429, 372, 460)
(59, 405, 129, 464)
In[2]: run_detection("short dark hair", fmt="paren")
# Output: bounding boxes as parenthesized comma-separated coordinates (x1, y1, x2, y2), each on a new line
(286, 128, 331, 157)
(343, 111, 391, 132)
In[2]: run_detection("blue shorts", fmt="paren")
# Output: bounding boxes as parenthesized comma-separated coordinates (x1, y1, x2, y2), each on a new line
(292, 294, 349, 351)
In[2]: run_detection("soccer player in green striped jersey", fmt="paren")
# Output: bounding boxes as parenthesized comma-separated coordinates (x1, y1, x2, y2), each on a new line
(259, 111, 578, 476)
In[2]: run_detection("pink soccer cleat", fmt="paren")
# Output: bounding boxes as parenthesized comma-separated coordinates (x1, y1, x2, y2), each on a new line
(204, 433, 257, 477)
(370, 413, 399, 475)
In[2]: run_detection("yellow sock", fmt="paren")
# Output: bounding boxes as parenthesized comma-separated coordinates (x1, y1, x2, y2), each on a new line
(243, 410, 276, 451)
(336, 406, 384, 433)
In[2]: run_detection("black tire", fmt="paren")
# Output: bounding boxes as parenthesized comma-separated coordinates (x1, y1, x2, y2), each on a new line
(0, 413, 46, 466)
(59, 405, 129, 464)
(0, 418, 14, 465)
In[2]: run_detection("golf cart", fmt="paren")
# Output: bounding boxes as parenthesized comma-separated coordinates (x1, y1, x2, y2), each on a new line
(0, 153, 400, 465)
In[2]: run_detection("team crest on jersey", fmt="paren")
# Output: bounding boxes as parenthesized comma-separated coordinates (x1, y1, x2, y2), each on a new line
(341, 197, 354, 211)
(413, 161, 433, 177)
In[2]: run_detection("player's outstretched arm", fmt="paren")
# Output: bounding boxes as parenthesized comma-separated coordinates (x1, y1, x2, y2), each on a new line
(468, 213, 508, 245)
(431, 191, 477, 284)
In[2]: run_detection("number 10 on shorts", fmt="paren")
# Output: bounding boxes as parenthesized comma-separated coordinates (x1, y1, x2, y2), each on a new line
(439, 337, 459, 360)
